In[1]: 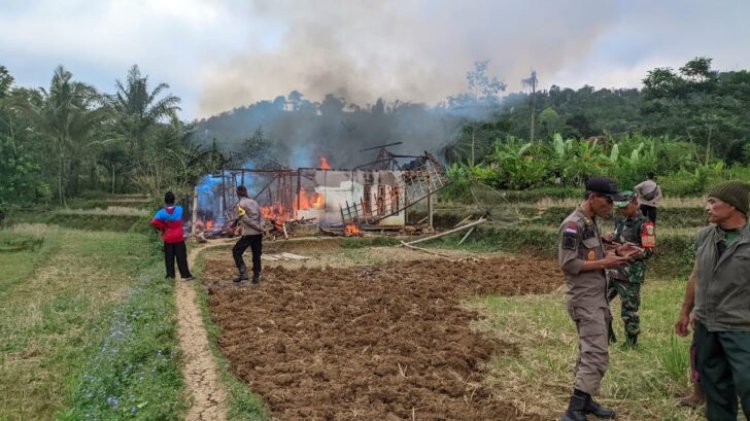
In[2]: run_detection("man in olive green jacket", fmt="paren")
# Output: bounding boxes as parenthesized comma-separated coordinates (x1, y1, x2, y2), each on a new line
(676, 181, 750, 420)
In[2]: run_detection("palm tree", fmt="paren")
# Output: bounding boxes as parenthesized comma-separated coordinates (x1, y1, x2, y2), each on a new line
(32, 66, 104, 206)
(110, 65, 181, 169)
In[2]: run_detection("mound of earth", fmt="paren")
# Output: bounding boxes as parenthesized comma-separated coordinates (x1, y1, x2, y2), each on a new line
(202, 255, 562, 420)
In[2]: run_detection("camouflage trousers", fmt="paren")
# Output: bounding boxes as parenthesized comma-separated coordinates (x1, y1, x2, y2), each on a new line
(606, 278, 641, 336)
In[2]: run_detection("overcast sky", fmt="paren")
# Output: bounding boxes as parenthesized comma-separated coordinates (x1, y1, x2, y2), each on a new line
(1, 0, 748, 120)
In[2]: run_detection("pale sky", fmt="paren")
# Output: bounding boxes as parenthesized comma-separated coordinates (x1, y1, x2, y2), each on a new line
(2, 0, 748, 120)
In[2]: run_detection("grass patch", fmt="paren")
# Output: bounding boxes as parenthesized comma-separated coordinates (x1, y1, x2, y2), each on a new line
(56, 207, 150, 217)
(0, 225, 58, 294)
(0, 228, 185, 420)
(469, 277, 701, 420)
(340, 236, 401, 248)
(46, 213, 152, 233)
(57, 261, 187, 420)
(191, 249, 269, 421)
(0, 231, 44, 252)
(5, 210, 153, 233)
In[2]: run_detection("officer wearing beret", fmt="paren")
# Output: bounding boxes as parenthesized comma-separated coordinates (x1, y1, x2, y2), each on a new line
(676, 180, 750, 420)
(558, 176, 631, 421)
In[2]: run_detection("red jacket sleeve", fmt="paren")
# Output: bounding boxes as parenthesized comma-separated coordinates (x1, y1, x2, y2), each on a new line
(150, 218, 167, 230)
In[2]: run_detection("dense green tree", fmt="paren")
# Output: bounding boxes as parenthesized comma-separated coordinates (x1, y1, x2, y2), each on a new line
(0, 67, 50, 204)
(642, 57, 748, 163)
(28, 66, 105, 205)
(109, 65, 181, 169)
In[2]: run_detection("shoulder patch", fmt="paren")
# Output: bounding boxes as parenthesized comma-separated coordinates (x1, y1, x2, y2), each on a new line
(641, 221, 655, 248)
(561, 225, 579, 250)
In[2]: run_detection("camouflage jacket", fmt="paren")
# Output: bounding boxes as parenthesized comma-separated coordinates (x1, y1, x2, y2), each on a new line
(607, 213, 654, 283)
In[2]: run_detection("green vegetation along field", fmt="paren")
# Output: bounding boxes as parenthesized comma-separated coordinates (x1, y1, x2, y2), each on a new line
(0, 224, 187, 420)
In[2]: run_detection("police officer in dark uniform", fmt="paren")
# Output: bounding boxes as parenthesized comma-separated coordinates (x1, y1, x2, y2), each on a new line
(558, 176, 633, 421)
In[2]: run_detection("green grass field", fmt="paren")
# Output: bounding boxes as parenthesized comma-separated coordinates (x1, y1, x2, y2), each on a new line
(470, 277, 703, 421)
(0, 225, 187, 420)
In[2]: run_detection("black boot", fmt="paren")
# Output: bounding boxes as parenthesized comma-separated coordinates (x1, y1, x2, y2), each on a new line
(585, 397, 616, 419)
(233, 265, 249, 283)
(560, 393, 588, 421)
(251, 271, 261, 284)
(607, 319, 617, 344)
(621, 333, 638, 350)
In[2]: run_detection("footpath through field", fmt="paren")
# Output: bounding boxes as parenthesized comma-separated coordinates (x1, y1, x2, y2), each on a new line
(178, 241, 231, 420)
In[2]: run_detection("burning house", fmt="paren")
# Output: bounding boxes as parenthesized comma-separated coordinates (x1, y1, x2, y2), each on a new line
(192, 143, 448, 238)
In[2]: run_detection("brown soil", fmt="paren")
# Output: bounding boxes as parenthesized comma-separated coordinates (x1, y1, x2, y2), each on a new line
(202, 252, 563, 420)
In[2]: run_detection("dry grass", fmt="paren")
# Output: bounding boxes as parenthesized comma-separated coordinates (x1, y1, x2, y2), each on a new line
(55, 206, 150, 216)
(201, 237, 501, 271)
(536, 197, 707, 209)
(6, 223, 55, 237)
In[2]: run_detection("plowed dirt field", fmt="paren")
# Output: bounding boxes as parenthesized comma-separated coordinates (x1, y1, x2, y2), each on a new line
(202, 243, 562, 420)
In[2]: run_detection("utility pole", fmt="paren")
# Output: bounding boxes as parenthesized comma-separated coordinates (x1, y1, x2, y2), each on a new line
(523, 70, 538, 142)
(471, 127, 475, 167)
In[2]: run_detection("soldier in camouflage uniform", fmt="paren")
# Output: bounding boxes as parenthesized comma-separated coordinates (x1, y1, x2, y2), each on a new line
(605, 191, 655, 349)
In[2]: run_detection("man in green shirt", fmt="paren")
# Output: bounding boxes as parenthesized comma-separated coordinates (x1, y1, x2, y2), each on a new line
(676, 181, 750, 420)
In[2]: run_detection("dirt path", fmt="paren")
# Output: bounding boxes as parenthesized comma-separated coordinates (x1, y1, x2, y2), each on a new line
(177, 241, 230, 421)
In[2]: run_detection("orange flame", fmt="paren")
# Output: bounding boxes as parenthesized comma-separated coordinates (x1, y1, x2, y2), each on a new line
(344, 224, 361, 236)
(310, 192, 325, 209)
(206, 220, 214, 230)
(252, 185, 327, 224)
(261, 204, 290, 221)
(296, 187, 325, 210)
(320, 156, 331, 170)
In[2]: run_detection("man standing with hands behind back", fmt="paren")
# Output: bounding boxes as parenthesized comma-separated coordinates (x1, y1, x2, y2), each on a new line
(558, 176, 632, 421)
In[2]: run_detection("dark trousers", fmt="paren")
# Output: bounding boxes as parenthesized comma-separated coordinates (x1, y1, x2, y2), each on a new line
(232, 234, 262, 274)
(695, 321, 750, 420)
(164, 241, 192, 279)
(639, 204, 657, 223)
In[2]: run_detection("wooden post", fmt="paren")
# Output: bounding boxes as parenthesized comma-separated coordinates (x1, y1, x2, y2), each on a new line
(220, 169, 227, 215)
(297, 170, 301, 212)
(192, 185, 199, 235)
(427, 190, 433, 228)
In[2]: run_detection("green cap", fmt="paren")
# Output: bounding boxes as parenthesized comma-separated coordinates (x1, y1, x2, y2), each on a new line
(614, 190, 637, 208)
(707, 181, 750, 215)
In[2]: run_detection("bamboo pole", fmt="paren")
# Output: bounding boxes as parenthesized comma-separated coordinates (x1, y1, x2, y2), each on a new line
(453, 214, 473, 228)
(399, 241, 451, 258)
(401, 217, 486, 246)
(457, 227, 476, 245)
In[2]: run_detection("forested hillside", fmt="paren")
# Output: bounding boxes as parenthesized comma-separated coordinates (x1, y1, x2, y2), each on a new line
(2, 57, 749, 207)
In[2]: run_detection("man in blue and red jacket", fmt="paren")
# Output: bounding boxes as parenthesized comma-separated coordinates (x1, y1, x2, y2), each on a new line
(150, 191, 194, 280)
